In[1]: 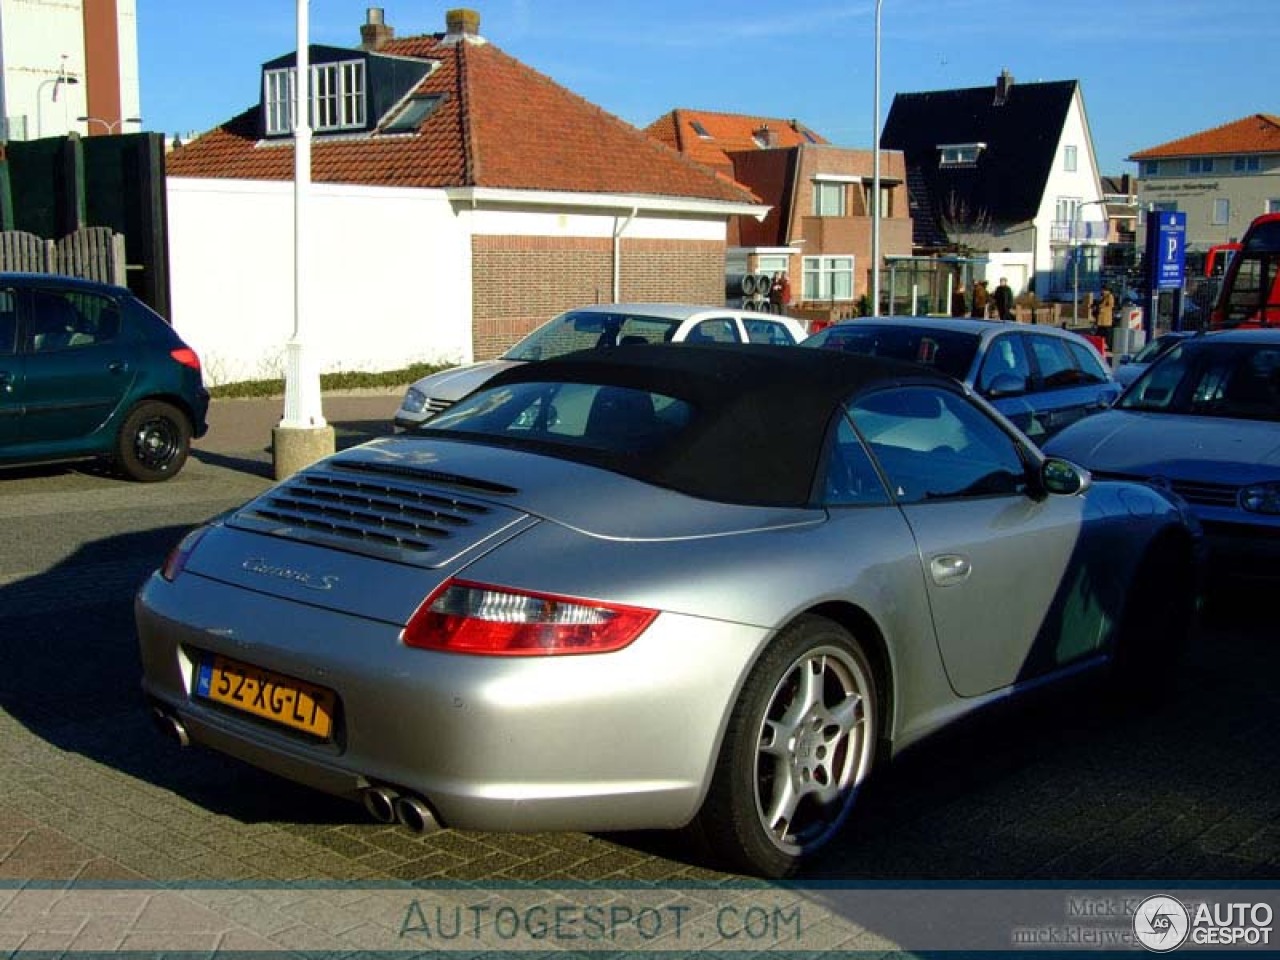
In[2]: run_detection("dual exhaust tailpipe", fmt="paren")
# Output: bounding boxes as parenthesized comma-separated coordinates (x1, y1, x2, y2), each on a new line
(362, 785, 441, 834)
(148, 708, 440, 836)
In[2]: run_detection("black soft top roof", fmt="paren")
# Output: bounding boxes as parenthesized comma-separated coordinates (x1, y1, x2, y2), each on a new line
(482, 342, 956, 506)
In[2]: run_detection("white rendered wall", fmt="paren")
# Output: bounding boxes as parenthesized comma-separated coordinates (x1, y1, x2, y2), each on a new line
(167, 178, 473, 385)
(0, 0, 88, 139)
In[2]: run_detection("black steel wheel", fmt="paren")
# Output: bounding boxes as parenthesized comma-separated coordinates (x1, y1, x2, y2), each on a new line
(116, 400, 191, 482)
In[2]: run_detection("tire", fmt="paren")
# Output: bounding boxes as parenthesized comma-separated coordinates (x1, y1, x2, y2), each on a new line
(115, 400, 192, 482)
(1110, 538, 1197, 697)
(694, 615, 878, 878)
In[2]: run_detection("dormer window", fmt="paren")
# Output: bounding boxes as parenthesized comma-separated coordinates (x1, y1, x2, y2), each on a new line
(938, 142, 985, 167)
(264, 59, 368, 136)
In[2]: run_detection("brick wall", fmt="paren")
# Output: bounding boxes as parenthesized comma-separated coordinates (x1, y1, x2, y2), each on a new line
(471, 236, 725, 360)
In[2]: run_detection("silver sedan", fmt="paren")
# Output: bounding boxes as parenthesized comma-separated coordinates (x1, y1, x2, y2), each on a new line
(137, 344, 1199, 877)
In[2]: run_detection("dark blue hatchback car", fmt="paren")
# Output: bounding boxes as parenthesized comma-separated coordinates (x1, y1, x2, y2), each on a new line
(0, 274, 209, 481)
(804, 317, 1120, 442)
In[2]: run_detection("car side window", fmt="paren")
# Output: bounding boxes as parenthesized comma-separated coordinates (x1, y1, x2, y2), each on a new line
(1026, 335, 1083, 388)
(744, 319, 796, 346)
(821, 414, 890, 507)
(1064, 339, 1109, 384)
(0, 289, 15, 355)
(27, 289, 120, 352)
(685, 318, 741, 344)
(977, 334, 1032, 396)
(848, 387, 1028, 503)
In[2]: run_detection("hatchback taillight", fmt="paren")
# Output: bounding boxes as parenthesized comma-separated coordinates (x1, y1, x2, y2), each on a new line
(403, 580, 657, 656)
(170, 347, 202, 371)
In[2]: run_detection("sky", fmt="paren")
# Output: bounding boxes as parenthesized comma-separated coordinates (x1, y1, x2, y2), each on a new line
(135, 0, 1279, 175)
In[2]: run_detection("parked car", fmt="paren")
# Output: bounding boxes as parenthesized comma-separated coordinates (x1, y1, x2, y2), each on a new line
(392, 303, 806, 430)
(138, 343, 1198, 878)
(0, 273, 208, 481)
(1045, 329, 1280, 583)
(1113, 330, 1196, 388)
(802, 317, 1120, 441)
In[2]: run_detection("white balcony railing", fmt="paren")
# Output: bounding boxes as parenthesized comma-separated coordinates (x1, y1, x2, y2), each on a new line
(1049, 219, 1110, 244)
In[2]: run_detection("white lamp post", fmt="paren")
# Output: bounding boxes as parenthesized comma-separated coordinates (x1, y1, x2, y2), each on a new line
(870, 0, 884, 317)
(35, 62, 78, 138)
(272, 0, 334, 479)
(78, 115, 141, 134)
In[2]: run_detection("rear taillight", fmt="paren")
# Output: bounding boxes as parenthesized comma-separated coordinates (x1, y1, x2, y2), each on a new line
(161, 526, 210, 582)
(170, 347, 202, 371)
(403, 580, 657, 656)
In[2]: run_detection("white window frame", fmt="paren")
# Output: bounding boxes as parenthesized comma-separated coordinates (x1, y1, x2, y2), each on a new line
(813, 181, 845, 217)
(1063, 145, 1077, 172)
(802, 255, 855, 302)
(938, 142, 985, 166)
(264, 59, 367, 135)
(1212, 198, 1231, 225)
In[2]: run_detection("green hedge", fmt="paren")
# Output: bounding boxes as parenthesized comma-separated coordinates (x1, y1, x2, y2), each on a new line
(208, 362, 452, 399)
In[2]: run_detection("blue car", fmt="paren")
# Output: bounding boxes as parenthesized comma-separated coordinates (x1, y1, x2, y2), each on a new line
(0, 273, 209, 481)
(1045, 329, 1280, 582)
(803, 318, 1119, 442)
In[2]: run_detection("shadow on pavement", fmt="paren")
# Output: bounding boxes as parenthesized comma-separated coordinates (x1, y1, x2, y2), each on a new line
(1, 518, 1276, 877)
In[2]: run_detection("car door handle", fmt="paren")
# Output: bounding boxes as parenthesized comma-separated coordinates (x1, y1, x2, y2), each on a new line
(108, 361, 129, 374)
(929, 554, 972, 586)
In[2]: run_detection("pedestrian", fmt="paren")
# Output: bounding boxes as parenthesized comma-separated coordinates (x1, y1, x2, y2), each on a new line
(970, 280, 989, 319)
(950, 283, 967, 317)
(779, 272, 792, 315)
(1096, 287, 1116, 330)
(992, 277, 1014, 322)
(768, 273, 784, 314)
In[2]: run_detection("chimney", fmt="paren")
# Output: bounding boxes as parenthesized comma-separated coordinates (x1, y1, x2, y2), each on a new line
(993, 68, 1014, 106)
(754, 124, 777, 148)
(360, 7, 394, 51)
(442, 8, 485, 45)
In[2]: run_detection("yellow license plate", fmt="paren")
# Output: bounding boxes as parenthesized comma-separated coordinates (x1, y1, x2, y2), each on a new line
(195, 654, 336, 739)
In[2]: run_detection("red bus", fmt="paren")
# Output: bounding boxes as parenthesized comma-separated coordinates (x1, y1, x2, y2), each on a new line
(1211, 213, 1280, 328)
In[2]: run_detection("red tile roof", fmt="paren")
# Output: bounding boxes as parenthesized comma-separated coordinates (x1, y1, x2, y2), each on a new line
(167, 34, 757, 206)
(1128, 114, 1280, 160)
(644, 109, 827, 172)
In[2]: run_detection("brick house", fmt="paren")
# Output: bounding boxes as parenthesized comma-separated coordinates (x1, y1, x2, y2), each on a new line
(165, 8, 763, 384)
(646, 109, 912, 322)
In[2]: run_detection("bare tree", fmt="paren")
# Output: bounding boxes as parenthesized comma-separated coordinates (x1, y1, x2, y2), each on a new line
(938, 190, 992, 253)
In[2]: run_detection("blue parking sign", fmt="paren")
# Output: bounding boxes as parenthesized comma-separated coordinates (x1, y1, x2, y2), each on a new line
(1145, 211, 1187, 291)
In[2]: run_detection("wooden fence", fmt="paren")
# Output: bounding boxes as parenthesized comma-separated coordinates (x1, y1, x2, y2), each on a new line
(0, 226, 126, 285)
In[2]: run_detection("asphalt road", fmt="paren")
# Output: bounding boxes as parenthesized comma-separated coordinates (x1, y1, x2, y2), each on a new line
(0, 391, 1276, 893)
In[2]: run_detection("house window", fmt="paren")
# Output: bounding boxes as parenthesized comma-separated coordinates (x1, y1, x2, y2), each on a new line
(1056, 196, 1081, 228)
(264, 59, 367, 135)
(813, 182, 845, 217)
(802, 256, 854, 301)
(864, 183, 892, 218)
(1268, 199, 1280, 215)
(1188, 157, 1215, 174)
(1141, 160, 1160, 177)
(939, 143, 984, 166)
(264, 68, 295, 135)
(1234, 156, 1262, 172)
(1213, 198, 1231, 225)
(1063, 145, 1077, 172)
(691, 120, 711, 139)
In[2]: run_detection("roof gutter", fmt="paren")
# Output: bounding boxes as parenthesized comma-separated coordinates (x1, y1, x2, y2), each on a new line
(444, 186, 768, 219)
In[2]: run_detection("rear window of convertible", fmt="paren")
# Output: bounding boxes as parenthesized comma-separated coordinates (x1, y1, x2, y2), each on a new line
(422, 381, 695, 458)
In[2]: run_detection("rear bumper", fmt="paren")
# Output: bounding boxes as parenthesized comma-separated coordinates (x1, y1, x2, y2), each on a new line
(135, 570, 762, 833)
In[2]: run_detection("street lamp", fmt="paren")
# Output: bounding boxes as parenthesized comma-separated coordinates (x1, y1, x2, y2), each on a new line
(35, 63, 79, 138)
(1071, 198, 1109, 323)
(78, 115, 142, 134)
(870, 0, 884, 317)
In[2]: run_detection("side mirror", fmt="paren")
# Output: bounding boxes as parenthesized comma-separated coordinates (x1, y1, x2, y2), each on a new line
(985, 373, 1027, 398)
(1041, 457, 1091, 497)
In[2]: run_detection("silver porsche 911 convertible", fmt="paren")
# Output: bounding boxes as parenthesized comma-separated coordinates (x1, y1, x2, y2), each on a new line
(136, 344, 1200, 877)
